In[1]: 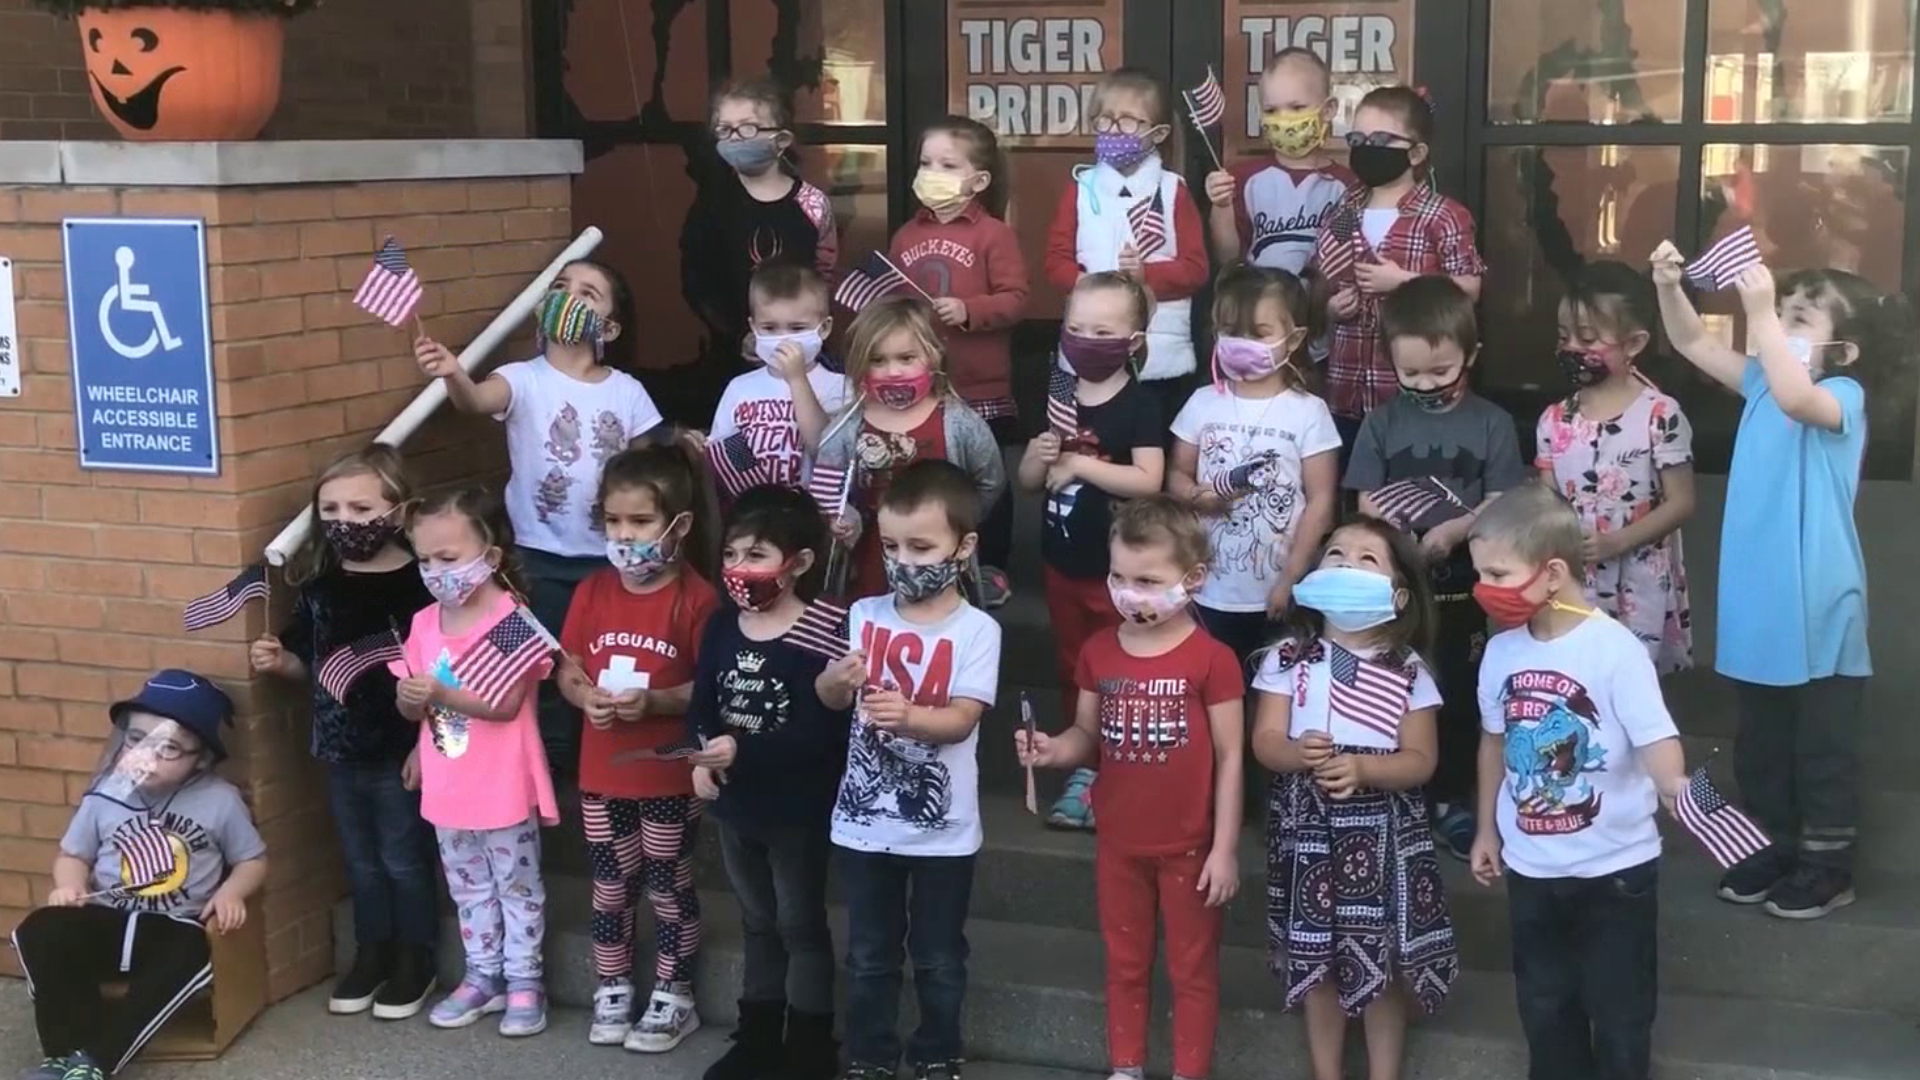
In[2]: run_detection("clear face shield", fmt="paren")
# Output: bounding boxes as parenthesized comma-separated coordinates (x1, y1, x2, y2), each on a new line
(89, 718, 202, 808)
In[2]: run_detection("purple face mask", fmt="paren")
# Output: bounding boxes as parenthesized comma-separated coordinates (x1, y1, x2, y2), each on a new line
(1213, 335, 1285, 384)
(1095, 131, 1154, 171)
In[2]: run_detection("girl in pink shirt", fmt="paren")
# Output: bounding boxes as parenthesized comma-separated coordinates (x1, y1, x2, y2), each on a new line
(394, 487, 558, 1038)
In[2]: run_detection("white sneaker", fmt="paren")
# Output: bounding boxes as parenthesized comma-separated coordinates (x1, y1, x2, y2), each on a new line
(623, 984, 700, 1053)
(588, 980, 633, 1046)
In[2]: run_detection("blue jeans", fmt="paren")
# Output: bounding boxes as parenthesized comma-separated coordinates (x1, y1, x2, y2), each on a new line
(329, 761, 439, 949)
(840, 849, 975, 1067)
(1507, 858, 1659, 1080)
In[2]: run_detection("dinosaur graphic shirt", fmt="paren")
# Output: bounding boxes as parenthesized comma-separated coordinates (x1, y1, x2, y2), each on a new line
(495, 356, 664, 558)
(1478, 614, 1678, 879)
(831, 595, 1001, 858)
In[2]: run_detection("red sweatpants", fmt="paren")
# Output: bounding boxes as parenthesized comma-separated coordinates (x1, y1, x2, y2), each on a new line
(1096, 843, 1224, 1078)
(1043, 566, 1124, 720)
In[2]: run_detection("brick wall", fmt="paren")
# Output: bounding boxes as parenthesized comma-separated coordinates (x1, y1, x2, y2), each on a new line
(0, 174, 572, 996)
(0, 0, 530, 141)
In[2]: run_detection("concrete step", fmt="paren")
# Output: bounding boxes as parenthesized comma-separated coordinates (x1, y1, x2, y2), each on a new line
(335, 884, 1918, 1080)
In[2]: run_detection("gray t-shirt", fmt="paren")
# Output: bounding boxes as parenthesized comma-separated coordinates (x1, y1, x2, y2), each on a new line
(60, 774, 267, 919)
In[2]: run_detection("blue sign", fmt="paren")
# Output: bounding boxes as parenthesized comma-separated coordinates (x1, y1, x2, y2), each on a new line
(64, 218, 217, 475)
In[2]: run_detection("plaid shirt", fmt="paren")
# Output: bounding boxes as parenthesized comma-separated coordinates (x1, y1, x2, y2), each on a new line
(1311, 183, 1486, 419)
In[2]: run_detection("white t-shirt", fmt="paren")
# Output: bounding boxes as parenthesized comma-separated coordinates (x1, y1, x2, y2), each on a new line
(831, 595, 1001, 857)
(494, 357, 663, 558)
(1252, 639, 1442, 750)
(1361, 207, 1398, 251)
(1477, 614, 1679, 879)
(1171, 385, 1343, 613)
(710, 365, 852, 490)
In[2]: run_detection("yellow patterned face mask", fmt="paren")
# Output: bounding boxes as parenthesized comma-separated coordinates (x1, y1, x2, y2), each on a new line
(1261, 107, 1330, 158)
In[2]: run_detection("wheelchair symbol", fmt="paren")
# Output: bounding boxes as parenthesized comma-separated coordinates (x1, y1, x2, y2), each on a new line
(98, 246, 183, 360)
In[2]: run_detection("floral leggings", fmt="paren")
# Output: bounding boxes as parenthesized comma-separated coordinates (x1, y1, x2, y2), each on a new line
(582, 792, 702, 985)
(437, 822, 546, 985)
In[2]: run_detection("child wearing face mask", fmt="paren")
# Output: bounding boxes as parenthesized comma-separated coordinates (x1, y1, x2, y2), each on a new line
(1046, 66, 1212, 428)
(1169, 266, 1341, 675)
(811, 297, 1005, 600)
(555, 442, 719, 1053)
(682, 77, 839, 413)
(817, 461, 1003, 1080)
(688, 486, 850, 1080)
(1252, 518, 1456, 1080)
(891, 116, 1029, 604)
(715, 262, 853, 494)
(250, 445, 437, 1022)
(1017, 496, 1243, 1080)
(1312, 86, 1484, 452)
(1653, 247, 1916, 918)
(1204, 47, 1354, 274)
(1537, 261, 1695, 673)
(416, 258, 664, 772)
(392, 488, 559, 1038)
(1019, 273, 1167, 829)
(1345, 276, 1525, 863)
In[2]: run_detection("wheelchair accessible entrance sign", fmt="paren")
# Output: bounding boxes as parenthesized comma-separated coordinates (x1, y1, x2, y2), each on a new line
(63, 218, 218, 475)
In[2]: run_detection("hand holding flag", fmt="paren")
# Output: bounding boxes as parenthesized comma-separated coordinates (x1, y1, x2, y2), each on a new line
(1020, 692, 1038, 815)
(1181, 66, 1227, 169)
(1684, 226, 1763, 291)
(1046, 367, 1079, 441)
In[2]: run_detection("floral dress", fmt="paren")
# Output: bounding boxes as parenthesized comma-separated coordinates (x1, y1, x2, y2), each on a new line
(1536, 378, 1694, 672)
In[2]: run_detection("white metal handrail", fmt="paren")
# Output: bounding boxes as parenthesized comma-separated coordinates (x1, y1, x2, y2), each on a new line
(263, 226, 606, 566)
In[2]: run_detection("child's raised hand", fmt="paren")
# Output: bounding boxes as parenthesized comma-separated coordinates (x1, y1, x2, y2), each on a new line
(1732, 263, 1776, 315)
(1204, 170, 1236, 209)
(396, 674, 436, 712)
(1315, 753, 1363, 799)
(413, 336, 460, 379)
(931, 297, 969, 328)
(692, 765, 724, 801)
(248, 635, 285, 675)
(582, 687, 618, 730)
(1118, 242, 1145, 279)
(612, 688, 649, 722)
(1470, 830, 1503, 886)
(1027, 431, 1062, 465)
(1014, 728, 1055, 768)
(1327, 286, 1361, 321)
(861, 685, 912, 731)
(1196, 845, 1240, 908)
(1648, 240, 1686, 287)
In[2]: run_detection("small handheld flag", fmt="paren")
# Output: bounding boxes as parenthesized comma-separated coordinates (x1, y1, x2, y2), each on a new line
(1685, 226, 1762, 291)
(317, 630, 407, 702)
(1675, 767, 1772, 869)
(1020, 692, 1038, 815)
(806, 462, 853, 519)
(834, 252, 911, 313)
(708, 431, 764, 500)
(785, 599, 852, 662)
(1369, 477, 1471, 534)
(1127, 192, 1168, 259)
(183, 563, 268, 632)
(98, 822, 179, 898)
(1046, 367, 1079, 440)
(449, 606, 558, 710)
(1326, 642, 1413, 742)
(611, 733, 707, 764)
(1319, 210, 1361, 285)
(353, 236, 424, 327)
(1181, 66, 1227, 169)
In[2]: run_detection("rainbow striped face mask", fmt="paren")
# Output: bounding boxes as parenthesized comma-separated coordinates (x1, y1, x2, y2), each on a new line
(536, 290, 607, 358)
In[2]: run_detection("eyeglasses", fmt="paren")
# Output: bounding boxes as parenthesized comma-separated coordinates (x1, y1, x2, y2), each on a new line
(712, 122, 777, 141)
(1092, 115, 1155, 135)
(124, 729, 191, 761)
(1344, 130, 1416, 149)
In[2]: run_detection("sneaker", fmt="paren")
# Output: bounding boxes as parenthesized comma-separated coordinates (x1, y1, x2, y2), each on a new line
(588, 979, 634, 1046)
(328, 945, 391, 1015)
(371, 946, 436, 1021)
(21, 1056, 72, 1080)
(1434, 806, 1475, 862)
(979, 567, 1011, 609)
(916, 1061, 964, 1080)
(842, 1066, 895, 1080)
(1718, 845, 1794, 905)
(56, 1056, 103, 1080)
(624, 982, 700, 1053)
(1047, 768, 1097, 830)
(1764, 864, 1856, 920)
(427, 978, 506, 1029)
(499, 986, 549, 1037)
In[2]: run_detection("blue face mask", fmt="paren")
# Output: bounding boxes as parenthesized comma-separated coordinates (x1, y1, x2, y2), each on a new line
(1292, 566, 1402, 633)
(717, 136, 782, 174)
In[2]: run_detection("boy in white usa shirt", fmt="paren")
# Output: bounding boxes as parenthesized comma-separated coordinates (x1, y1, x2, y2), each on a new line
(1467, 483, 1686, 1080)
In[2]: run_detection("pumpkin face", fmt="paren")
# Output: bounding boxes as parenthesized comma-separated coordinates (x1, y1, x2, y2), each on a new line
(79, 8, 287, 141)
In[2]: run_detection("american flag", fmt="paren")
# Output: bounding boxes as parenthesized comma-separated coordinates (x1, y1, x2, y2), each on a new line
(317, 630, 406, 702)
(1020, 691, 1038, 815)
(1370, 477, 1471, 533)
(785, 599, 851, 662)
(117, 821, 178, 891)
(1127, 191, 1167, 258)
(352, 236, 424, 327)
(708, 431, 764, 500)
(1676, 767, 1772, 869)
(1185, 66, 1227, 128)
(450, 606, 557, 710)
(1327, 642, 1412, 741)
(806, 462, 853, 519)
(1046, 366, 1079, 439)
(1686, 226, 1762, 291)
(833, 251, 908, 313)
(183, 563, 268, 632)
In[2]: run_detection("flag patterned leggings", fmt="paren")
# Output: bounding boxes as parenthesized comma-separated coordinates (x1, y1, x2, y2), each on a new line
(582, 792, 703, 985)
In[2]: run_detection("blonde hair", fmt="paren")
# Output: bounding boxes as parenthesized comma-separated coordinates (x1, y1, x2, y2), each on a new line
(1092, 67, 1184, 166)
(285, 444, 413, 587)
(1071, 271, 1156, 333)
(1468, 481, 1586, 579)
(842, 296, 951, 397)
(1110, 494, 1210, 570)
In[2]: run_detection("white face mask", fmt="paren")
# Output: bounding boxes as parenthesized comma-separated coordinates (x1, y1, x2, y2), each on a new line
(754, 326, 826, 368)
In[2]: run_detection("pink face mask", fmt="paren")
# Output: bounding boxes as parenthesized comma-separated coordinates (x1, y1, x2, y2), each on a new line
(865, 370, 934, 410)
(1213, 335, 1285, 385)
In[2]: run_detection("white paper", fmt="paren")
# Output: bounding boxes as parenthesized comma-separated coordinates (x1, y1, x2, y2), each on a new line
(0, 257, 18, 397)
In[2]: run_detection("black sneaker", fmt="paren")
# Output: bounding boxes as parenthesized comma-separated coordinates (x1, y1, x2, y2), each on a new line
(1764, 864, 1856, 920)
(1716, 846, 1793, 905)
(329, 945, 391, 1015)
(841, 1066, 895, 1080)
(371, 945, 436, 1020)
(915, 1061, 964, 1080)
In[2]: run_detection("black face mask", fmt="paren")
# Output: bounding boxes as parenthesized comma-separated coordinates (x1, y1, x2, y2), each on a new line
(1349, 144, 1414, 188)
(324, 518, 400, 563)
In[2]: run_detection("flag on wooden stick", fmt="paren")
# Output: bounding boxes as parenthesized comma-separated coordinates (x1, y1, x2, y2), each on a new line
(1675, 767, 1772, 868)
(317, 630, 407, 702)
(183, 563, 268, 632)
(353, 236, 424, 327)
(450, 606, 557, 710)
(1686, 226, 1762, 291)
(806, 462, 853, 519)
(1185, 66, 1227, 128)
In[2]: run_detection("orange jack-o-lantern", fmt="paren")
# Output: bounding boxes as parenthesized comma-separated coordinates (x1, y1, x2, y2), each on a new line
(78, 8, 286, 141)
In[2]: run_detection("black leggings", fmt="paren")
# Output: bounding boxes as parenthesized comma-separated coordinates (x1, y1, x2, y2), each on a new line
(13, 905, 213, 1074)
